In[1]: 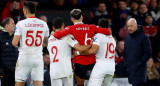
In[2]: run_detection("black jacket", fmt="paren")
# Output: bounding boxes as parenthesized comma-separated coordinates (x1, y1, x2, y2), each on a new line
(123, 25, 152, 84)
(0, 26, 18, 72)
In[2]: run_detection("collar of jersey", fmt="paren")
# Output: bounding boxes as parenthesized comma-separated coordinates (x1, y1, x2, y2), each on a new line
(74, 22, 83, 25)
(28, 16, 37, 18)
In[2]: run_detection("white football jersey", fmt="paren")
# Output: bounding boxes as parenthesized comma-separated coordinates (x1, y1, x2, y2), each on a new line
(14, 17, 49, 57)
(47, 35, 78, 79)
(93, 33, 116, 75)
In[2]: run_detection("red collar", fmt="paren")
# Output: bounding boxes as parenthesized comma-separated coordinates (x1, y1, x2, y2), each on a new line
(28, 16, 36, 18)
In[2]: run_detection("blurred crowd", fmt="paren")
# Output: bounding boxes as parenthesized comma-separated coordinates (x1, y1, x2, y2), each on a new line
(0, 0, 160, 86)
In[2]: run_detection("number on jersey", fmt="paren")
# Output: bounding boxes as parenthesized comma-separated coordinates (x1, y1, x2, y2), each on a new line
(84, 33, 92, 45)
(25, 31, 43, 46)
(105, 43, 115, 59)
(51, 46, 59, 63)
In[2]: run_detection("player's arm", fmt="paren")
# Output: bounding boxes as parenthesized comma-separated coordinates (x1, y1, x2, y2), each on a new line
(12, 35, 20, 46)
(67, 35, 91, 52)
(12, 24, 21, 46)
(92, 25, 111, 35)
(79, 44, 99, 55)
(42, 37, 48, 47)
(75, 35, 100, 56)
(53, 27, 71, 39)
(74, 44, 91, 52)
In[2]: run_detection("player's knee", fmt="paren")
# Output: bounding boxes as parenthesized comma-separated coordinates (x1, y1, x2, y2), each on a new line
(34, 81, 43, 86)
(15, 82, 25, 86)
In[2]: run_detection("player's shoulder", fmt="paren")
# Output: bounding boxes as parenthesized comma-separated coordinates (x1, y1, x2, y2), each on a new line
(88, 24, 95, 26)
(16, 19, 27, 25)
(37, 18, 45, 23)
(107, 35, 115, 41)
(107, 35, 116, 45)
(48, 35, 58, 43)
(64, 25, 73, 30)
(35, 18, 47, 25)
(94, 33, 106, 38)
(62, 34, 73, 40)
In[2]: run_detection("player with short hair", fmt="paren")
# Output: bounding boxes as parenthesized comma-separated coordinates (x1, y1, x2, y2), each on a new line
(48, 17, 91, 86)
(76, 18, 116, 86)
(12, 1, 49, 86)
(52, 9, 111, 83)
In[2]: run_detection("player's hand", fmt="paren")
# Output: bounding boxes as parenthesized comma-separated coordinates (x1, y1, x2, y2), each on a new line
(73, 50, 77, 57)
(51, 31, 54, 36)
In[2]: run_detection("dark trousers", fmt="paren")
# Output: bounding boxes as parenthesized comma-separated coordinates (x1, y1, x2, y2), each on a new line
(132, 83, 144, 86)
(1, 70, 15, 86)
(74, 63, 95, 80)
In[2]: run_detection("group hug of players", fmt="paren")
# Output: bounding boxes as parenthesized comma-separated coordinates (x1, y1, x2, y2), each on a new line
(12, 1, 116, 86)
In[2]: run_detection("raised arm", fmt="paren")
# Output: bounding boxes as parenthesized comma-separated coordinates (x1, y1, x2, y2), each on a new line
(53, 27, 71, 39)
(92, 25, 111, 35)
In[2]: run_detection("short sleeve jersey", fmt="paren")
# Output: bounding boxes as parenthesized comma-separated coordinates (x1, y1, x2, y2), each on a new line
(14, 17, 49, 56)
(93, 34, 116, 75)
(47, 35, 78, 79)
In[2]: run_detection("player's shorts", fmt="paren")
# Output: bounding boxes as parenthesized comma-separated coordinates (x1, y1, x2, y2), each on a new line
(74, 63, 95, 80)
(88, 62, 114, 86)
(51, 74, 73, 86)
(15, 54, 44, 82)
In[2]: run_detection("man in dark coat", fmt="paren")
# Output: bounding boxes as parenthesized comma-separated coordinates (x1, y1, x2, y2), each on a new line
(0, 17, 18, 86)
(123, 18, 152, 86)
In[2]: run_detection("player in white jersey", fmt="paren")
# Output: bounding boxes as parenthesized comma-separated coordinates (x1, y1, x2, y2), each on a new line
(12, 1, 49, 86)
(48, 17, 91, 86)
(76, 18, 116, 86)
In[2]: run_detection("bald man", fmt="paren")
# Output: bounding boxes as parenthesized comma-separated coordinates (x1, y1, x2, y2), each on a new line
(123, 18, 152, 86)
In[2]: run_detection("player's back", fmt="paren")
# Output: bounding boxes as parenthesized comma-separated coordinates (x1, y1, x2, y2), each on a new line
(68, 24, 95, 45)
(94, 33, 116, 62)
(16, 17, 49, 55)
(68, 23, 97, 65)
(47, 35, 73, 79)
(93, 33, 116, 75)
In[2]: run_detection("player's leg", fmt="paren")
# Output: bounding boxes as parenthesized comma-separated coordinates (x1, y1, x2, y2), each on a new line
(88, 63, 105, 86)
(74, 63, 86, 86)
(74, 63, 95, 86)
(51, 78, 63, 86)
(15, 82, 25, 86)
(15, 59, 32, 86)
(31, 58, 44, 86)
(33, 81, 43, 86)
(74, 73, 84, 86)
(102, 74, 113, 86)
(63, 74, 73, 86)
